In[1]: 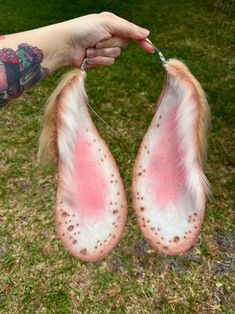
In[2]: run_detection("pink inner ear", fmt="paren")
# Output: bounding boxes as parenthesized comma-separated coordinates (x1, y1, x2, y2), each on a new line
(72, 134, 106, 219)
(148, 106, 184, 207)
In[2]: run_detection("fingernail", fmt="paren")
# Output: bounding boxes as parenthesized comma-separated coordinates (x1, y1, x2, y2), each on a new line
(139, 28, 150, 36)
(145, 38, 155, 53)
(86, 48, 95, 57)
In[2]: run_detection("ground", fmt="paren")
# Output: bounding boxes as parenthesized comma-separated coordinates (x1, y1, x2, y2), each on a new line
(0, 0, 234, 313)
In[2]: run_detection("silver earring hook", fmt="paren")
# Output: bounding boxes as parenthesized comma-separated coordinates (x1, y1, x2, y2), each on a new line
(80, 57, 88, 71)
(145, 38, 167, 63)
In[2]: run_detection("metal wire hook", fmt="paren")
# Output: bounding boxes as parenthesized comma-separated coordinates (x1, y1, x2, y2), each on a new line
(145, 38, 167, 63)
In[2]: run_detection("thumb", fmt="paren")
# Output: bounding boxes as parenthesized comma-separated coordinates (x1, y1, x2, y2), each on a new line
(101, 12, 150, 40)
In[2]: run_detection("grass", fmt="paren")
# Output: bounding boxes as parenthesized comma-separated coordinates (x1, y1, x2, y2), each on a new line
(0, 0, 234, 313)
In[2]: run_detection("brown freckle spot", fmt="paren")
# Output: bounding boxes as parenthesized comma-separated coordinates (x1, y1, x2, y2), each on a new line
(100, 250, 103, 253)
(185, 231, 187, 234)
(157, 241, 160, 244)
(147, 151, 150, 154)
(86, 128, 88, 132)
(163, 246, 168, 250)
(115, 180, 118, 183)
(95, 246, 98, 249)
(109, 233, 112, 237)
(147, 220, 150, 223)
(73, 214, 75, 217)
(143, 224, 146, 227)
(98, 148, 101, 151)
(137, 192, 140, 195)
(60, 208, 63, 212)
(155, 232, 158, 236)
(65, 222, 68, 225)
(68, 225, 74, 232)
(113, 210, 118, 214)
(110, 202, 113, 205)
(138, 172, 142, 176)
(104, 155, 107, 158)
(193, 219, 196, 222)
(141, 197, 144, 200)
(62, 211, 69, 218)
(184, 236, 187, 239)
(110, 180, 113, 183)
(62, 233, 65, 236)
(59, 222, 62, 225)
(137, 197, 140, 200)
(144, 145, 147, 149)
(72, 240, 77, 245)
(76, 224, 79, 227)
(157, 228, 160, 231)
(104, 240, 107, 243)
(140, 207, 144, 212)
(169, 240, 172, 243)
(93, 139, 96, 143)
(151, 227, 155, 231)
(112, 222, 115, 225)
(80, 248, 87, 255)
(97, 240, 100, 243)
(69, 236, 72, 240)
(101, 159, 103, 162)
(194, 226, 198, 229)
(117, 192, 120, 195)
(189, 215, 192, 218)
(142, 218, 145, 221)
(157, 124, 160, 128)
(74, 232, 76, 235)
(115, 202, 117, 205)
(112, 174, 114, 177)
(78, 231, 80, 234)
(69, 220, 72, 223)
(99, 243, 102, 246)
(174, 236, 180, 243)
(113, 235, 116, 239)
(143, 169, 146, 172)
(194, 212, 197, 216)
(159, 115, 162, 119)
(189, 230, 192, 234)
(161, 237, 164, 240)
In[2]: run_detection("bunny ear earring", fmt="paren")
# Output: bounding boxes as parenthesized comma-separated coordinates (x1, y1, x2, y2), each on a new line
(132, 44, 210, 254)
(39, 42, 210, 261)
(38, 64, 127, 262)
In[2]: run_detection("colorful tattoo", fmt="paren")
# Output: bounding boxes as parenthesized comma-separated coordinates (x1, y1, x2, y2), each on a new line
(0, 43, 48, 107)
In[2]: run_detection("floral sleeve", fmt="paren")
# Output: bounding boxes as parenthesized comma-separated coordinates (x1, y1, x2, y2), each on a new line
(0, 43, 48, 107)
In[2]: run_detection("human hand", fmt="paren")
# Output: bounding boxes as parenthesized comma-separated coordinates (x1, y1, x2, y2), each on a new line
(62, 12, 154, 68)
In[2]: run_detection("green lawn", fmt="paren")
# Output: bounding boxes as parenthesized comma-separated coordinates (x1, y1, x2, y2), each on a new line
(0, 0, 234, 313)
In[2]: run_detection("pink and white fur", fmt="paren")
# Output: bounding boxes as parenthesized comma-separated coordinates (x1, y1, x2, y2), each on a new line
(39, 70, 127, 262)
(132, 59, 210, 255)
(39, 58, 210, 260)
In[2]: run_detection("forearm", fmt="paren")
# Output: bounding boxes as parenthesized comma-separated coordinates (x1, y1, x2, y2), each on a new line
(0, 21, 77, 107)
(0, 13, 152, 108)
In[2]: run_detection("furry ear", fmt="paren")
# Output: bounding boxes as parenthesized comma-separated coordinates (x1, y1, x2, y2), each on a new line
(39, 70, 127, 261)
(132, 59, 210, 255)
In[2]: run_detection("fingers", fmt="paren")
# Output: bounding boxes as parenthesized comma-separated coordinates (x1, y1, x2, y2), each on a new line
(96, 36, 128, 49)
(100, 12, 150, 40)
(86, 56, 115, 67)
(86, 35, 125, 67)
(135, 38, 155, 53)
(87, 47, 121, 58)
